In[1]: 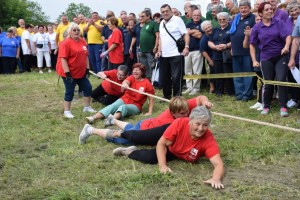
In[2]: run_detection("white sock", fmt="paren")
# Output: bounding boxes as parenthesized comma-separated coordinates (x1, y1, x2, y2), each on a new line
(87, 127, 93, 134)
(64, 111, 71, 114)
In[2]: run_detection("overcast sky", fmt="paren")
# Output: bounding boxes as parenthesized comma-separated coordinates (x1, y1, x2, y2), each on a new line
(36, 0, 215, 22)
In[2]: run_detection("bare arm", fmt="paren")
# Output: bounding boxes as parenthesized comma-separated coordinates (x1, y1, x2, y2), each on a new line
(16, 47, 20, 59)
(281, 35, 292, 55)
(145, 97, 154, 116)
(201, 51, 214, 66)
(107, 43, 118, 53)
(182, 33, 190, 56)
(250, 44, 259, 67)
(156, 136, 174, 173)
(203, 154, 225, 189)
(195, 95, 213, 108)
(61, 58, 70, 73)
(288, 38, 300, 69)
(153, 32, 159, 54)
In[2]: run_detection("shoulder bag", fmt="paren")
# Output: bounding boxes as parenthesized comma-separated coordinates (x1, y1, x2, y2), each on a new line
(163, 22, 185, 53)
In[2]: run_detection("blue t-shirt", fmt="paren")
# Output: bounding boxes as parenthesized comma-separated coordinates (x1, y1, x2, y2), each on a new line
(101, 25, 112, 50)
(200, 34, 213, 58)
(122, 28, 133, 55)
(0, 37, 19, 57)
(209, 25, 231, 61)
(230, 13, 255, 56)
(186, 20, 203, 51)
(133, 23, 142, 46)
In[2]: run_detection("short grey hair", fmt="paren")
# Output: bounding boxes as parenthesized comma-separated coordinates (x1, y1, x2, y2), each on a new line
(201, 20, 212, 32)
(211, 5, 223, 13)
(286, 2, 300, 12)
(117, 65, 129, 75)
(189, 106, 212, 125)
(217, 12, 230, 20)
(66, 22, 80, 35)
(239, 0, 251, 8)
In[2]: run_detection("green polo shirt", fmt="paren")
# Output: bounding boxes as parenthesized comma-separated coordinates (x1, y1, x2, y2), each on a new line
(140, 20, 159, 53)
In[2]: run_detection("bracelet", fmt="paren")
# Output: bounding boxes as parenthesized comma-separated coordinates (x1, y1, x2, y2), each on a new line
(185, 46, 189, 49)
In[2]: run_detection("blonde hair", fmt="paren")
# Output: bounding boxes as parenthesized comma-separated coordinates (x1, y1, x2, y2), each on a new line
(169, 96, 189, 114)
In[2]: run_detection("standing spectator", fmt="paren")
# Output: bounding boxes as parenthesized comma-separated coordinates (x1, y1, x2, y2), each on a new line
(225, 0, 236, 13)
(250, 2, 291, 117)
(16, 19, 25, 37)
(0, 28, 20, 74)
(31, 26, 38, 70)
(55, 15, 70, 46)
(56, 22, 96, 119)
(100, 17, 124, 70)
(183, 9, 204, 96)
(172, 8, 181, 16)
(77, 14, 87, 39)
(254, 0, 264, 10)
(123, 19, 136, 71)
(200, 21, 215, 94)
(181, 2, 192, 25)
(156, 4, 190, 99)
(230, 0, 256, 101)
(101, 15, 113, 72)
(33, 25, 52, 74)
(21, 24, 33, 72)
(84, 12, 104, 73)
(47, 25, 57, 70)
(11, 27, 24, 73)
(269, 0, 289, 22)
(211, 5, 224, 28)
(208, 12, 234, 97)
(139, 10, 159, 79)
(129, 14, 144, 64)
(206, 0, 228, 21)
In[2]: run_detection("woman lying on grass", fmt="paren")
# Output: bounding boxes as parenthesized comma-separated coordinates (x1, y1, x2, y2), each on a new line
(113, 106, 225, 189)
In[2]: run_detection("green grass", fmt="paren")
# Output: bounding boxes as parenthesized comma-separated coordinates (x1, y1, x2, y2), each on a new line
(0, 72, 299, 199)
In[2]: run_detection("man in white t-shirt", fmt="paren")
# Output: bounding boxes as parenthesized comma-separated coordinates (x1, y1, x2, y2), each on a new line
(21, 24, 33, 72)
(156, 4, 190, 99)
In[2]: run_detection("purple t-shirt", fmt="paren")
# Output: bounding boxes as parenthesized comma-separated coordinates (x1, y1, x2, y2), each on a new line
(250, 18, 290, 61)
(273, 9, 288, 22)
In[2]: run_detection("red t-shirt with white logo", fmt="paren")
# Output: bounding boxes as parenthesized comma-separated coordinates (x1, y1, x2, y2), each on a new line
(108, 28, 124, 64)
(163, 118, 220, 163)
(121, 75, 155, 111)
(102, 70, 124, 96)
(140, 98, 198, 130)
(56, 38, 88, 78)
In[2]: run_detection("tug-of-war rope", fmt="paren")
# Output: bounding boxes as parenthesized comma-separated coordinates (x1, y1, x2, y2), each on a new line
(89, 70, 300, 133)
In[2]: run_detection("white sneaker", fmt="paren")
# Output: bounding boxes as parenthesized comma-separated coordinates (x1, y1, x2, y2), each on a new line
(83, 106, 96, 113)
(85, 116, 94, 124)
(182, 88, 192, 94)
(257, 105, 264, 111)
(113, 146, 138, 156)
(287, 99, 298, 108)
(104, 114, 115, 127)
(64, 111, 74, 119)
(189, 89, 199, 96)
(39, 70, 43, 74)
(79, 124, 92, 144)
(48, 69, 52, 73)
(250, 102, 262, 109)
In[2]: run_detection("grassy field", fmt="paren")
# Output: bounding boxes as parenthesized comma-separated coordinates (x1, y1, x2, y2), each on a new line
(0, 72, 299, 200)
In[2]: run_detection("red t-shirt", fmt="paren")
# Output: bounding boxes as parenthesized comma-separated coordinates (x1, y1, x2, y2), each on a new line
(102, 70, 124, 97)
(56, 38, 88, 78)
(121, 76, 155, 111)
(140, 98, 198, 130)
(163, 118, 220, 163)
(108, 28, 124, 64)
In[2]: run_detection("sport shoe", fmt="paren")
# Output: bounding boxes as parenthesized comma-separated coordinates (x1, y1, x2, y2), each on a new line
(48, 69, 52, 73)
(287, 99, 298, 108)
(64, 111, 74, 118)
(113, 146, 138, 156)
(105, 129, 122, 139)
(39, 70, 43, 74)
(280, 108, 288, 117)
(257, 105, 264, 111)
(104, 114, 115, 127)
(85, 116, 95, 124)
(189, 89, 199, 96)
(79, 124, 92, 144)
(250, 102, 262, 109)
(261, 108, 270, 115)
(83, 106, 96, 113)
(182, 88, 192, 95)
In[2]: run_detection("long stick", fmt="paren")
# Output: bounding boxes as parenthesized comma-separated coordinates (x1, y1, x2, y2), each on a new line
(89, 70, 170, 102)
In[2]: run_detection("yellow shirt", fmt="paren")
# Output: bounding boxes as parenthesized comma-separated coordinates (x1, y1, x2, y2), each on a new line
(56, 22, 70, 43)
(78, 22, 87, 37)
(16, 27, 25, 37)
(87, 20, 103, 44)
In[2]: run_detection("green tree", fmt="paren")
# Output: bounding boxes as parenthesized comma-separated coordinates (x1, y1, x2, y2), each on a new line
(56, 3, 92, 23)
(0, 0, 49, 29)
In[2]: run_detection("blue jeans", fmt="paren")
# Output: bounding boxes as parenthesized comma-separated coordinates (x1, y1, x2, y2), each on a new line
(232, 55, 253, 100)
(62, 76, 92, 101)
(88, 44, 102, 73)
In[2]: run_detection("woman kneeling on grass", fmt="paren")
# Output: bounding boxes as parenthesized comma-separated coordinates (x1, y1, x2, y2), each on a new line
(86, 63, 155, 123)
(113, 106, 225, 189)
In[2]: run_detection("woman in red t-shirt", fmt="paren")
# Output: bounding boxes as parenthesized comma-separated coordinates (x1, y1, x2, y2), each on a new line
(113, 106, 225, 189)
(86, 63, 154, 123)
(92, 65, 128, 105)
(56, 22, 96, 119)
(100, 17, 124, 70)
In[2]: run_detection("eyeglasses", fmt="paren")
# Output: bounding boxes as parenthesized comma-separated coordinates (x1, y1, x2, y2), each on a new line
(72, 29, 80, 32)
(218, 18, 226, 21)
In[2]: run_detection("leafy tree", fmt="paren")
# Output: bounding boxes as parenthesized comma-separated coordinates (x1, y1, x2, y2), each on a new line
(0, 0, 49, 29)
(56, 3, 92, 23)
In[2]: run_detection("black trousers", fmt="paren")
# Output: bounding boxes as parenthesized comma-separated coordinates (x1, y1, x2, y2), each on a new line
(213, 60, 234, 95)
(159, 55, 183, 98)
(121, 124, 170, 145)
(128, 148, 176, 164)
(91, 84, 119, 105)
(22, 55, 32, 72)
(2, 57, 16, 74)
(50, 49, 57, 70)
(261, 55, 288, 108)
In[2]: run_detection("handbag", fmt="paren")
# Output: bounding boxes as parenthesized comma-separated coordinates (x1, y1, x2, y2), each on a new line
(222, 49, 232, 63)
(36, 44, 43, 48)
(163, 22, 185, 53)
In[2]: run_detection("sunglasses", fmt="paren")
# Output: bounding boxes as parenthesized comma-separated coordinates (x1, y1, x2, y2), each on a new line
(72, 29, 80, 32)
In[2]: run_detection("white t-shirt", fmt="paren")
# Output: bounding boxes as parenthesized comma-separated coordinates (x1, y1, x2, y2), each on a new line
(21, 30, 31, 55)
(33, 32, 50, 52)
(159, 15, 188, 57)
(47, 32, 57, 50)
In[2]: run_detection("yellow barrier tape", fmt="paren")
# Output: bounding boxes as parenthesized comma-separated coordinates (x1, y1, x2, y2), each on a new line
(184, 73, 300, 88)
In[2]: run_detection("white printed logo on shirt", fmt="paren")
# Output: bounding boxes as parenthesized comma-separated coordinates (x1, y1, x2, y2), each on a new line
(188, 148, 199, 160)
(139, 87, 145, 92)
